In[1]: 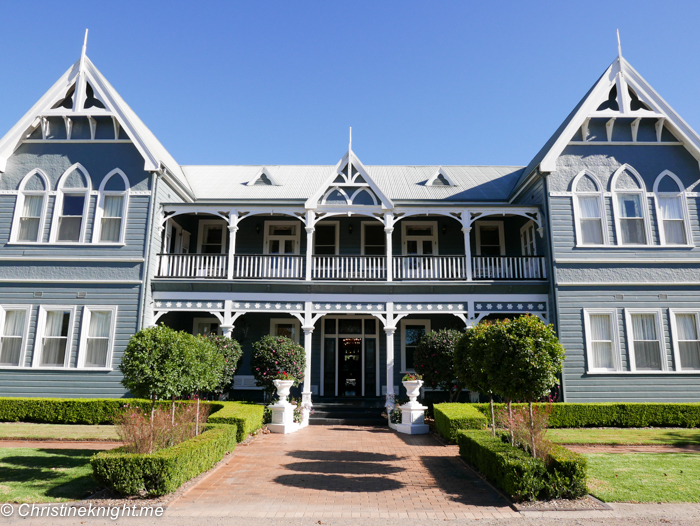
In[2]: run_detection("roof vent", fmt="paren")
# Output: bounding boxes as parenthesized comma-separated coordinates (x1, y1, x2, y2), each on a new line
(34, 292, 43, 298)
(77, 292, 87, 299)
(614, 294, 623, 301)
(658, 294, 668, 300)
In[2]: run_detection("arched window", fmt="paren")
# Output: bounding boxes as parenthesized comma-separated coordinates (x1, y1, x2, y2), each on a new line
(11, 169, 49, 243)
(653, 170, 692, 246)
(50, 163, 91, 243)
(93, 169, 129, 244)
(572, 171, 607, 245)
(611, 165, 651, 246)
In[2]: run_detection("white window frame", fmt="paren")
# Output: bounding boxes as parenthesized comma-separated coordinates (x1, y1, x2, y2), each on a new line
(669, 309, 700, 372)
(0, 305, 31, 368)
(77, 306, 118, 369)
(583, 308, 621, 372)
(263, 220, 301, 255)
(474, 221, 505, 256)
(361, 221, 386, 256)
(313, 221, 339, 255)
(652, 170, 693, 247)
(400, 318, 430, 372)
(32, 305, 77, 369)
(10, 169, 50, 244)
(610, 164, 652, 247)
(192, 317, 222, 336)
(572, 170, 609, 246)
(92, 168, 130, 245)
(270, 317, 301, 344)
(624, 308, 667, 372)
(49, 163, 92, 244)
(197, 219, 227, 254)
(520, 220, 537, 255)
(402, 221, 438, 256)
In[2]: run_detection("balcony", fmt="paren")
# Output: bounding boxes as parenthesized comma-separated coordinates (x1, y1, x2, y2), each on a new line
(156, 254, 546, 281)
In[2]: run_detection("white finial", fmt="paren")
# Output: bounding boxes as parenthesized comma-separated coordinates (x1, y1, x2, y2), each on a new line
(617, 29, 622, 62)
(349, 126, 352, 151)
(82, 29, 88, 60)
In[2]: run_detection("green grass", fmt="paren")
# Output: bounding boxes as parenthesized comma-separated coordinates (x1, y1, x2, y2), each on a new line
(0, 423, 119, 441)
(586, 453, 700, 503)
(549, 427, 700, 446)
(0, 448, 99, 503)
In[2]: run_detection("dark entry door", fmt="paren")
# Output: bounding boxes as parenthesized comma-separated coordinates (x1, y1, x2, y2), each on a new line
(339, 337, 362, 397)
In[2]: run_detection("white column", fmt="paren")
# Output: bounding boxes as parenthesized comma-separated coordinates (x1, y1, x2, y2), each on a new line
(384, 212, 394, 282)
(221, 325, 234, 338)
(227, 211, 239, 280)
(301, 326, 314, 407)
(305, 211, 315, 281)
(385, 326, 396, 408)
(222, 300, 234, 338)
(462, 226, 472, 281)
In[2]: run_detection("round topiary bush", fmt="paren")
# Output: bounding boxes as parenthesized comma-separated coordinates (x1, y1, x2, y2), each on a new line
(414, 329, 463, 402)
(206, 334, 244, 394)
(251, 335, 306, 395)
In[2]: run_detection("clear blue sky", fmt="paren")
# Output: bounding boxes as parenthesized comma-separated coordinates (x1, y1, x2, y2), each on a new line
(1, 1, 699, 167)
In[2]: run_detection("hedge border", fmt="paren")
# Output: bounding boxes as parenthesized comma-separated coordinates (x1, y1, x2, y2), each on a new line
(208, 401, 265, 442)
(433, 403, 488, 442)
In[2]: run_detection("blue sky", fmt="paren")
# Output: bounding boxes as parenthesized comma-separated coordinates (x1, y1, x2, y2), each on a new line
(1, 1, 699, 167)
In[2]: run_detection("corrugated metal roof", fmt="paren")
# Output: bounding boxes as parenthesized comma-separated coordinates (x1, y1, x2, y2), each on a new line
(180, 165, 524, 203)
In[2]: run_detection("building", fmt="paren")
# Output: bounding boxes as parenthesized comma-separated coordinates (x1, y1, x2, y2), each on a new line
(0, 43, 698, 403)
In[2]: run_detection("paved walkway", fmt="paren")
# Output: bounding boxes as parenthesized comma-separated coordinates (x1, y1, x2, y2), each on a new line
(167, 426, 518, 519)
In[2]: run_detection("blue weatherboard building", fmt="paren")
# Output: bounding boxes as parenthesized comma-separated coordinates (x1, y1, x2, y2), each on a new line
(1, 43, 699, 404)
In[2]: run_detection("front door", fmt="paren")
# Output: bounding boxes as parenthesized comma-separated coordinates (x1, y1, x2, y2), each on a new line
(339, 338, 362, 397)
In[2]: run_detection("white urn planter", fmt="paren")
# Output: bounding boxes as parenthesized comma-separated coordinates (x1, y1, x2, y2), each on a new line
(268, 379, 302, 434)
(394, 379, 429, 435)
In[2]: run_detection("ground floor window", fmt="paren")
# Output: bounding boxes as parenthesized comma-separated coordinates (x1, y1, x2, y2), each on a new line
(400, 319, 430, 372)
(78, 306, 117, 369)
(270, 318, 300, 344)
(33, 306, 76, 368)
(670, 310, 700, 371)
(625, 309, 666, 371)
(0, 306, 29, 367)
(193, 317, 221, 336)
(583, 309, 620, 372)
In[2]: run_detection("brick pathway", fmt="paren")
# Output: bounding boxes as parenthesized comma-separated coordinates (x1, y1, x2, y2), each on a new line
(167, 426, 518, 519)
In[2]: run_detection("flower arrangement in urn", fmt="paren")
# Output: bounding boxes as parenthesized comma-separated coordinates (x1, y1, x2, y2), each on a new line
(402, 373, 423, 382)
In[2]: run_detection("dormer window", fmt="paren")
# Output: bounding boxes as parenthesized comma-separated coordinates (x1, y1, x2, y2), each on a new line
(572, 171, 607, 246)
(246, 167, 277, 186)
(11, 169, 49, 243)
(50, 164, 91, 244)
(653, 170, 692, 246)
(426, 168, 456, 187)
(611, 165, 651, 246)
(94, 169, 129, 244)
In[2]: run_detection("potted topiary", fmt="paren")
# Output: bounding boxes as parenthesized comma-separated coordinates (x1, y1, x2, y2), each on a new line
(402, 372, 423, 403)
(273, 371, 295, 405)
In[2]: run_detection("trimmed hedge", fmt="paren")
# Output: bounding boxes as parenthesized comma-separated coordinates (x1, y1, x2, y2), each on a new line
(457, 430, 587, 501)
(91, 423, 237, 496)
(434, 403, 488, 442)
(208, 401, 265, 442)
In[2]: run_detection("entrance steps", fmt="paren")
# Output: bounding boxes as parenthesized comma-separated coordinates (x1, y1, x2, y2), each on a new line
(309, 398, 387, 426)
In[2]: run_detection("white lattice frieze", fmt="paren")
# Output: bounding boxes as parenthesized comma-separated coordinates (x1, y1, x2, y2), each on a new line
(312, 303, 386, 314)
(155, 300, 224, 310)
(394, 303, 466, 312)
(474, 302, 546, 312)
(153, 300, 304, 313)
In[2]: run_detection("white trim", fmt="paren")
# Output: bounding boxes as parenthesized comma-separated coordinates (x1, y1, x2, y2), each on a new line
(10, 169, 51, 244)
(568, 141, 683, 146)
(585, 371, 700, 375)
(400, 318, 430, 372)
(0, 279, 142, 284)
(560, 281, 700, 286)
(668, 309, 700, 372)
(192, 317, 222, 336)
(313, 220, 339, 255)
(32, 305, 77, 368)
(572, 170, 608, 246)
(270, 317, 301, 344)
(652, 170, 694, 247)
(583, 308, 621, 372)
(610, 164, 652, 246)
(197, 219, 227, 254)
(263, 220, 301, 255)
(360, 220, 386, 256)
(77, 305, 118, 369)
(474, 221, 505, 256)
(92, 168, 130, 244)
(246, 167, 278, 187)
(401, 221, 438, 256)
(0, 305, 31, 367)
(556, 258, 700, 263)
(425, 167, 457, 187)
(21, 139, 133, 144)
(520, 220, 537, 256)
(0, 257, 143, 262)
(49, 163, 92, 244)
(624, 308, 667, 372)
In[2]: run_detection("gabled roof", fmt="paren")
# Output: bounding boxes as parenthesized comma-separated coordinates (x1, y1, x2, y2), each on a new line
(0, 53, 192, 196)
(513, 55, 700, 194)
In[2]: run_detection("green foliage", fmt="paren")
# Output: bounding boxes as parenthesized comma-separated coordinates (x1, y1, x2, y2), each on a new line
(456, 430, 588, 501)
(206, 335, 244, 394)
(251, 335, 306, 394)
(453, 323, 493, 396)
(182, 336, 225, 396)
(414, 329, 463, 401)
(0, 397, 156, 425)
(207, 401, 265, 442)
(433, 403, 488, 441)
(91, 424, 237, 496)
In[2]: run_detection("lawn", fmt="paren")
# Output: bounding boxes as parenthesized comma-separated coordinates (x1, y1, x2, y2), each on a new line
(586, 453, 700, 503)
(549, 427, 700, 446)
(0, 448, 99, 503)
(0, 423, 119, 441)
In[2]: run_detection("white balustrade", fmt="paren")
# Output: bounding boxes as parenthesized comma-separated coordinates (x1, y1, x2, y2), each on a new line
(393, 256, 467, 280)
(471, 256, 546, 280)
(312, 256, 386, 280)
(232, 254, 305, 279)
(157, 253, 228, 278)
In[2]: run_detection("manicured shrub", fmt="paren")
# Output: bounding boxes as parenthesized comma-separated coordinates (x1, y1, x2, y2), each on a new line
(545, 444, 587, 499)
(0, 397, 154, 425)
(414, 329, 463, 402)
(91, 424, 237, 496)
(208, 401, 265, 442)
(251, 335, 306, 395)
(434, 403, 488, 442)
(206, 334, 244, 394)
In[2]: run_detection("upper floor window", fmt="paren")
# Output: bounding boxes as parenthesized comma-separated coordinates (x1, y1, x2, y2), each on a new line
(475, 221, 504, 256)
(653, 171, 691, 246)
(50, 164, 91, 243)
(572, 171, 606, 246)
(611, 165, 651, 246)
(264, 221, 300, 255)
(93, 169, 129, 244)
(11, 170, 49, 243)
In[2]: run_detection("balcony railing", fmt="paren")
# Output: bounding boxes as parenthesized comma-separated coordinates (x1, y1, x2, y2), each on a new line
(472, 256, 546, 280)
(156, 254, 547, 281)
(312, 255, 386, 280)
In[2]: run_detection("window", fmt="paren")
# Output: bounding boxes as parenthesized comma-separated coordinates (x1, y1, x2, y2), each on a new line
(583, 309, 620, 372)
(270, 318, 300, 343)
(653, 171, 691, 246)
(78, 307, 117, 369)
(0, 306, 29, 367)
(625, 309, 666, 371)
(263, 221, 300, 255)
(314, 222, 338, 255)
(400, 319, 430, 372)
(197, 220, 226, 254)
(94, 169, 129, 244)
(33, 306, 76, 368)
(11, 170, 49, 243)
(475, 221, 505, 256)
(611, 165, 651, 246)
(402, 222, 438, 256)
(51, 164, 91, 243)
(193, 317, 221, 336)
(362, 222, 386, 255)
(670, 310, 700, 371)
(520, 221, 537, 255)
(572, 171, 606, 245)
